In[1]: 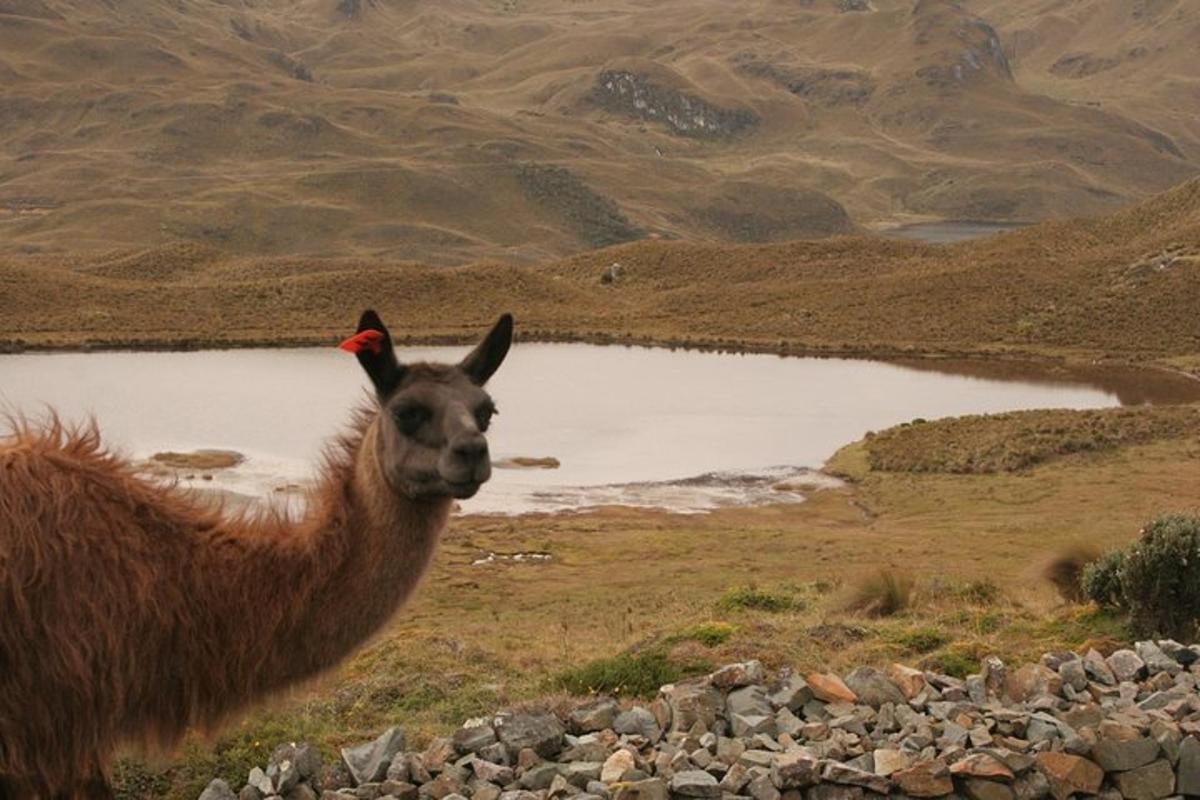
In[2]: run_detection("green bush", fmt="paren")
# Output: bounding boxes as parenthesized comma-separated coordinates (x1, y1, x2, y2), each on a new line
(1081, 549, 1127, 609)
(554, 649, 711, 698)
(1121, 514, 1200, 639)
(717, 586, 801, 613)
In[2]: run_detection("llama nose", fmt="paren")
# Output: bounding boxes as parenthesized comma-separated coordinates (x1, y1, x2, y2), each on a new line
(452, 435, 489, 464)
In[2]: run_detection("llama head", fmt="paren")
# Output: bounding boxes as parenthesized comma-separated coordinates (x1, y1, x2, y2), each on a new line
(343, 309, 513, 500)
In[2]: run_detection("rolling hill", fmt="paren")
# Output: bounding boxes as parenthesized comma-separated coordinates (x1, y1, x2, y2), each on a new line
(1, 0, 1198, 263)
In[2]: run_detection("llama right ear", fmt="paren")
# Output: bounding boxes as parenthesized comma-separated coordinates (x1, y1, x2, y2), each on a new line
(340, 309, 405, 397)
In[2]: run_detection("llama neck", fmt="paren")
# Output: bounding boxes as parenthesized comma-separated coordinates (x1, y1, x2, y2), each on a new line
(203, 414, 452, 703)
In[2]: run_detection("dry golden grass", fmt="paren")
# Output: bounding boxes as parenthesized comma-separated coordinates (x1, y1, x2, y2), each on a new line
(2, 0, 1198, 263)
(4, 178, 1200, 381)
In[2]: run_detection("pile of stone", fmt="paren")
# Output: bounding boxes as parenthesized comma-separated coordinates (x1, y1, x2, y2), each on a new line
(199, 640, 1200, 800)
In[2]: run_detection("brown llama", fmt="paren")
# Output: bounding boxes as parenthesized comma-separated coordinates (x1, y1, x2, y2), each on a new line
(0, 310, 513, 799)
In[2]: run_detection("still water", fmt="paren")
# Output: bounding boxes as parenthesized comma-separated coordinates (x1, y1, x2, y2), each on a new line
(882, 221, 1028, 244)
(1, 344, 1196, 513)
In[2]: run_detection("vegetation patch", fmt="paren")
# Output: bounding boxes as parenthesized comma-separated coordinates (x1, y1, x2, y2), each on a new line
(668, 622, 738, 647)
(842, 569, 914, 618)
(862, 406, 1200, 474)
(894, 627, 952, 654)
(718, 586, 802, 613)
(554, 648, 712, 698)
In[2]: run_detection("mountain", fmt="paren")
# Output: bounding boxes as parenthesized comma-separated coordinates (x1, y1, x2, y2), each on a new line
(0, 0, 1196, 263)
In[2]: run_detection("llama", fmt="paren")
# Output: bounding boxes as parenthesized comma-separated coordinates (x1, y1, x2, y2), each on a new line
(0, 310, 513, 799)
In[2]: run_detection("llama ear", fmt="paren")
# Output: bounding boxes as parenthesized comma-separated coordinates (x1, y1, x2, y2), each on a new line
(459, 314, 513, 386)
(341, 309, 405, 397)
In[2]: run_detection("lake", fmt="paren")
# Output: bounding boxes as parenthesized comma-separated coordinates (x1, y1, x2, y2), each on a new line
(882, 221, 1028, 244)
(1, 344, 1196, 514)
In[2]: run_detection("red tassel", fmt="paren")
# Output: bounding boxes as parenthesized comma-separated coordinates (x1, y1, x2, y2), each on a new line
(339, 329, 385, 355)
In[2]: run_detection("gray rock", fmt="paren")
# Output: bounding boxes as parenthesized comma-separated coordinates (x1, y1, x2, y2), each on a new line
(732, 713, 777, 738)
(843, 667, 905, 709)
(284, 786, 318, 800)
(1012, 770, 1050, 800)
(615, 707, 663, 742)
(1176, 736, 1200, 795)
(1058, 661, 1088, 693)
(495, 713, 565, 758)
(343, 728, 406, 786)
(805, 786, 864, 800)
(710, 661, 765, 691)
(613, 778, 667, 800)
(454, 720, 499, 754)
(746, 773, 781, 800)
(669, 770, 721, 798)
(248, 768, 275, 796)
(1092, 737, 1161, 772)
(381, 783, 418, 800)
(1111, 759, 1174, 800)
(769, 675, 814, 712)
(520, 763, 562, 791)
(571, 699, 620, 734)
(661, 681, 725, 734)
(1136, 642, 1181, 676)
(1109, 650, 1147, 683)
(1084, 650, 1117, 686)
(472, 758, 515, 785)
(200, 779, 238, 800)
(239, 786, 264, 800)
(565, 762, 603, 788)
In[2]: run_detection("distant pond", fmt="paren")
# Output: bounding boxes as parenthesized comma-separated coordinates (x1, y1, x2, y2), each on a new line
(1, 345, 1196, 514)
(882, 221, 1029, 244)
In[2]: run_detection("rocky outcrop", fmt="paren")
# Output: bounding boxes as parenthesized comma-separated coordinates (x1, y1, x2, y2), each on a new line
(591, 71, 758, 139)
(205, 640, 1200, 800)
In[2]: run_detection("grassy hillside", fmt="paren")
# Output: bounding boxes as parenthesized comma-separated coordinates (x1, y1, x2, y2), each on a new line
(1, 0, 1198, 262)
(3, 176, 1199, 373)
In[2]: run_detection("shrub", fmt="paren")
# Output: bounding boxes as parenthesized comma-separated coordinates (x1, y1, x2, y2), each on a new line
(1121, 514, 1200, 639)
(554, 649, 711, 698)
(717, 586, 800, 613)
(1081, 549, 1127, 609)
(844, 569, 914, 617)
(896, 627, 951, 653)
(1045, 543, 1101, 603)
(670, 622, 737, 647)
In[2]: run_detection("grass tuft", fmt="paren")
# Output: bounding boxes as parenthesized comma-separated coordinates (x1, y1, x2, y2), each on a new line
(668, 622, 737, 647)
(843, 569, 914, 617)
(895, 627, 951, 654)
(553, 648, 712, 698)
(717, 586, 801, 613)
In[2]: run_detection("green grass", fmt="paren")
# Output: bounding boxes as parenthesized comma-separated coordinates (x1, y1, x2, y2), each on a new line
(894, 627, 952, 654)
(553, 648, 713, 698)
(717, 586, 802, 613)
(668, 622, 738, 647)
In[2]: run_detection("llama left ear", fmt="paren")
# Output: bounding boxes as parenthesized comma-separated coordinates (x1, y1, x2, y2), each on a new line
(459, 314, 513, 386)
(341, 309, 406, 397)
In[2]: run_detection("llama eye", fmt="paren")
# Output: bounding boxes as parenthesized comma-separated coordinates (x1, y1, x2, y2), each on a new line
(393, 405, 430, 435)
(474, 405, 496, 432)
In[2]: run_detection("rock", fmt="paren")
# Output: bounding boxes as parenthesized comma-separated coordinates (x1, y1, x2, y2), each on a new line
(888, 664, 926, 700)
(872, 749, 911, 777)
(950, 754, 1014, 782)
(1110, 759, 1174, 800)
(1083, 650, 1117, 686)
(382, 783, 418, 800)
(892, 761, 953, 797)
(711, 661, 765, 691)
(1034, 753, 1103, 800)
(1176, 736, 1200, 795)
(200, 779, 238, 800)
(1058, 661, 1088, 693)
(746, 773, 781, 800)
(248, 768, 275, 796)
(807, 786, 864, 800)
(842, 667, 905, 709)
(805, 673, 857, 704)
(1005, 665, 1063, 704)
(769, 675, 813, 711)
(820, 761, 891, 794)
(239, 786, 264, 800)
(668, 770, 720, 798)
(455, 720, 499, 754)
(1091, 736, 1160, 772)
(769, 749, 819, 789)
(272, 744, 322, 783)
(603, 750, 637, 784)
(1108, 651, 1147, 683)
(982, 657, 1008, 699)
(566, 763, 603, 788)
(615, 707, 663, 742)
(963, 779, 1015, 800)
(343, 728, 406, 786)
(284, 785, 318, 800)
(520, 763, 562, 791)
(571, 699, 621, 734)
(1012, 771, 1050, 800)
(612, 778, 668, 800)
(720, 763, 750, 794)
(660, 681, 724, 734)
(423, 738, 457, 772)
(1136, 642, 1180, 676)
(495, 713, 564, 758)
(472, 758, 515, 785)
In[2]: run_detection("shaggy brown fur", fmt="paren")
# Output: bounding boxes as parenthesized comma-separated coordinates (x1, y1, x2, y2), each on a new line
(0, 409, 451, 799)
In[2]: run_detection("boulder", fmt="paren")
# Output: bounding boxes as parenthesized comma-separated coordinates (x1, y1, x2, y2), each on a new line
(668, 770, 720, 799)
(660, 681, 724, 734)
(570, 699, 620, 734)
(769, 749, 819, 789)
(614, 707, 662, 742)
(1111, 759, 1174, 800)
(1108, 650, 1146, 683)
(842, 667, 905, 709)
(805, 673, 857, 704)
(1091, 737, 1160, 772)
(892, 761, 954, 797)
(1034, 753, 1103, 800)
(199, 780, 238, 800)
(342, 727, 406, 786)
(495, 713, 564, 758)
